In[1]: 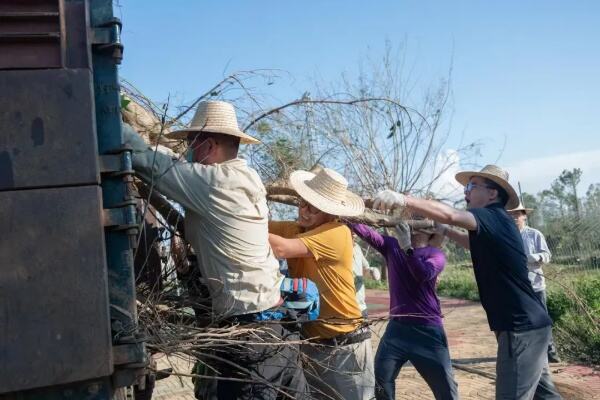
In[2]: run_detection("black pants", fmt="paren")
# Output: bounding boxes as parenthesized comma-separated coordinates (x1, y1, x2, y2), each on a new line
(195, 322, 309, 400)
(374, 319, 458, 400)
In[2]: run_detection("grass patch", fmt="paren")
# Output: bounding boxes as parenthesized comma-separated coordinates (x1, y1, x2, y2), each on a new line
(436, 263, 480, 301)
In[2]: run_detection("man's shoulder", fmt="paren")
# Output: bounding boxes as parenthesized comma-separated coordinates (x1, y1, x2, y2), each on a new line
(302, 221, 349, 237)
(212, 158, 266, 189)
(470, 203, 509, 223)
(424, 245, 444, 255)
(299, 223, 352, 255)
(419, 246, 446, 261)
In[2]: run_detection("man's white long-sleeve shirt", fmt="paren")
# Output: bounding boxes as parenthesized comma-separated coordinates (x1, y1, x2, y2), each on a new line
(520, 226, 551, 292)
(352, 243, 370, 313)
(123, 125, 283, 317)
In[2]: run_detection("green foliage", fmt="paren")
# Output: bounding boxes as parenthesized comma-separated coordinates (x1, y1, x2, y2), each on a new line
(120, 94, 131, 110)
(547, 275, 600, 365)
(442, 241, 471, 264)
(255, 121, 272, 134)
(546, 289, 570, 322)
(364, 278, 389, 290)
(438, 264, 600, 365)
(436, 264, 480, 301)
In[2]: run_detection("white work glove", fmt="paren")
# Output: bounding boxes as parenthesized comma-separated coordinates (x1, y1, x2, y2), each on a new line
(368, 267, 382, 281)
(527, 253, 542, 264)
(373, 190, 407, 213)
(393, 221, 412, 251)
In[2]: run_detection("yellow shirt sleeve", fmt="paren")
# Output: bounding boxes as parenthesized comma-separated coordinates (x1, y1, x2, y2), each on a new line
(299, 223, 350, 263)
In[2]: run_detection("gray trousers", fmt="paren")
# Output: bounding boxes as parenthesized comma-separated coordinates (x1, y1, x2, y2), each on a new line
(302, 337, 375, 400)
(533, 290, 558, 357)
(496, 326, 562, 400)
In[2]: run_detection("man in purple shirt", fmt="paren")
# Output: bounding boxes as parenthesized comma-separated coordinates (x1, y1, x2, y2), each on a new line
(350, 222, 458, 400)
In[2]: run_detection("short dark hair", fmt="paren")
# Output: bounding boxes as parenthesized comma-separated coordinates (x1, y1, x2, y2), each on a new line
(484, 178, 509, 206)
(189, 131, 240, 149)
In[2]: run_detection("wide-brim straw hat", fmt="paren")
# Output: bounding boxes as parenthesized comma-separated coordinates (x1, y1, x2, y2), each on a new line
(455, 164, 520, 209)
(165, 100, 260, 144)
(290, 168, 365, 217)
(409, 217, 445, 246)
(508, 202, 534, 214)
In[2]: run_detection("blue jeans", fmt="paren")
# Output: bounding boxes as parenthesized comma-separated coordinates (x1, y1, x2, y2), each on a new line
(375, 319, 459, 400)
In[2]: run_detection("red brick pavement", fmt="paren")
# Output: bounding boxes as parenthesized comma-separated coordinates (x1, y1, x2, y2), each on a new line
(153, 289, 600, 399)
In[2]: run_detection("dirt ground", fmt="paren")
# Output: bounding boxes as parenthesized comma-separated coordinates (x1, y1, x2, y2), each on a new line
(152, 289, 600, 400)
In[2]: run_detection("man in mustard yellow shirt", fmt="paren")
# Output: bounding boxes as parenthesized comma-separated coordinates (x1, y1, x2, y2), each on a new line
(269, 168, 375, 400)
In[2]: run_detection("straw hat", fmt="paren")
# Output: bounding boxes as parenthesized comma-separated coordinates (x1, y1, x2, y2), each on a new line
(166, 100, 260, 144)
(508, 202, 534, 214)
(409, 217, 445, 246)
(455, 164, 520, 209)
(290, 168, 365, 217)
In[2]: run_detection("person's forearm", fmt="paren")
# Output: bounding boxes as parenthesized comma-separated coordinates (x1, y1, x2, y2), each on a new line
(124, 124, 203, 211)
(349, 223, 385, 252)
(539, 251, 551, 264)
(405, 196, 477, 231)
(445, 226, 470, 249)
(530, 251, 550, 264)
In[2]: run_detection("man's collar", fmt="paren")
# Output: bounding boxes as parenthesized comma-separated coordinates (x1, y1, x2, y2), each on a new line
(484, 202, 504, 209)
(221, 157, 247, 166)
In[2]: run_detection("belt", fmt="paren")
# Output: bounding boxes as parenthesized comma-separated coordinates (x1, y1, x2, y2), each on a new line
(311, 326, 371, 347)
(222, 299, 287, 325)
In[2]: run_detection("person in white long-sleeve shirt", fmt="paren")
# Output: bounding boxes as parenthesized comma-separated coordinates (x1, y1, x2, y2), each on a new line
(508, 203, 560, 363)
(351, 236, 381, 317)
(122, 100, 309, 398)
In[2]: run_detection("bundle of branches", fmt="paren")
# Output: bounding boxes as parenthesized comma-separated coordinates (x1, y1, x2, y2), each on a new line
(120, 63, 475, 393)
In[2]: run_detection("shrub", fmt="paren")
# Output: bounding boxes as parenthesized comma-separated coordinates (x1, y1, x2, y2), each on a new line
(547, 275, 600, 365)
(436, 264, 480, 301)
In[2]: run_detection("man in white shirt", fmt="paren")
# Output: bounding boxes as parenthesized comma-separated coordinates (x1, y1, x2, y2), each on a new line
(508, 203, 560, 363)
(123, 100, 308, 399)
(352, 235, 381, 317)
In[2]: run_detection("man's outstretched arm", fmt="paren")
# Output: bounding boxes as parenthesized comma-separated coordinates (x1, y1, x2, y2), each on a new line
(374, 190, 474, 249)
(122, 124, 209, 214)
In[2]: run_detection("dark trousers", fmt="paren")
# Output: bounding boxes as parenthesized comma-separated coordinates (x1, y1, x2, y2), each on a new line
(533, 290, 558, 357)
(374, 319, 458, 400)
(195, 322, 310, 400)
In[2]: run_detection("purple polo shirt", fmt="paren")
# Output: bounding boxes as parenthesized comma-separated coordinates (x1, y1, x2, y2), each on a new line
(350, 223, 446, 326)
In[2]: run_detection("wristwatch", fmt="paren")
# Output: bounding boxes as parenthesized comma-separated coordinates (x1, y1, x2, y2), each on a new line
(405, 247, 415, 256)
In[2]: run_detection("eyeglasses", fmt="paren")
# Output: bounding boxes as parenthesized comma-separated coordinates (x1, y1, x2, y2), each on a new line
(298, 199, 321, 214)
(464, 182, 493, 194)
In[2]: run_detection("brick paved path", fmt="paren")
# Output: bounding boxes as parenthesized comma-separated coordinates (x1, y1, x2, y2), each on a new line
(153, 289, 600, 399)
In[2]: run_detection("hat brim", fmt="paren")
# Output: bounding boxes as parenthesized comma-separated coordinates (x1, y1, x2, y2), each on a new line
(508, 206, 534, 214)
(411, 222, 445, 247)
(455, 170, 520, 210)
(165, 127, 261, 145)
(290, 170, 365, 217)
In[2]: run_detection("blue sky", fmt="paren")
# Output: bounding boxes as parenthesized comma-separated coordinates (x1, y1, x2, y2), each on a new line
(117, 1, 600, 195)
